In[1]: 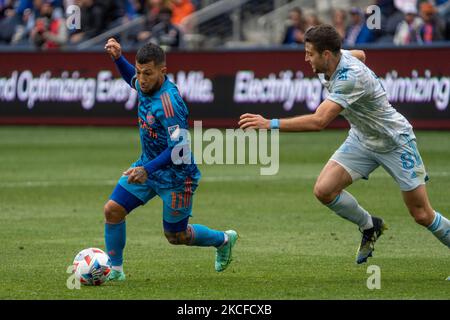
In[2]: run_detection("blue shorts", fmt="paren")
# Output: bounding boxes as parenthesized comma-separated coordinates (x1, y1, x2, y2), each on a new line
(330, 135, 428, 191)
(110, 174, 198, 227)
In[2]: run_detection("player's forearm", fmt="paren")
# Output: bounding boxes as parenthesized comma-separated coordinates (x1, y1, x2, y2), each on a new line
(278, 114, 325, 132)
(114, 55, 135, 85)
(143, 147, 173, 175)
(269, 99, 343, 132)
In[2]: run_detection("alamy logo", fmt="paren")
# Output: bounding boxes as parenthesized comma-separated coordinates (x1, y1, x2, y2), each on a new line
(366, 265, 381, 290)
(66, 265, 81, 290)
(169, 121, 279, 176)
(66, 5, 81, 30)
(366, 5, 381, 30)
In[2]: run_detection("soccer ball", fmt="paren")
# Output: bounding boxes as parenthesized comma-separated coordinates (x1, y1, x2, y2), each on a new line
(72, 248, 112, 286)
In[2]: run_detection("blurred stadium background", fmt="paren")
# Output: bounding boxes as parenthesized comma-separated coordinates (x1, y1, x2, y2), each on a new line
(0, 0, 449, 127)
(1, 0, 449, 50)
(1, 0, 449, 299)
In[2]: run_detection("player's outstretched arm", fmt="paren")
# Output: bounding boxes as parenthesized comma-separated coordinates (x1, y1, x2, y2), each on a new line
(105, 38, 135, 86)
(238, 99, 343, 132)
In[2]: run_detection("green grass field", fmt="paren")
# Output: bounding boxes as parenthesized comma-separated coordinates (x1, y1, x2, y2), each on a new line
(0, 126, 449, 299)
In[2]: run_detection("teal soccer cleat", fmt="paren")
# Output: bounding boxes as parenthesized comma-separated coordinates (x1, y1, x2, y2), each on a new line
(356, 216, 387, 264)
(107, 269, 126, 281)
(215, 230, 238, 272)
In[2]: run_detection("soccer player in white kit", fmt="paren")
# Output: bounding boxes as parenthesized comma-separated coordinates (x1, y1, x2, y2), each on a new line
(239, 24, 450, 264)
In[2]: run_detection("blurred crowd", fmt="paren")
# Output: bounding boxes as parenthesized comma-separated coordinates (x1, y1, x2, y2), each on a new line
(0, 0, 197, 49)
(282, 0, 450, 46)
(1, 0, 449, 50)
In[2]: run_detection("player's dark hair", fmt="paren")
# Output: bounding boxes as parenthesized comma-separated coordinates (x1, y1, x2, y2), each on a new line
(136, 42, 166, 65)
(304, 24, 342, 54)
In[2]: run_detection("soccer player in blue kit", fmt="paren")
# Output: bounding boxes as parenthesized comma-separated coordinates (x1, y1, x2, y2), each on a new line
(104, 38, 238, 281)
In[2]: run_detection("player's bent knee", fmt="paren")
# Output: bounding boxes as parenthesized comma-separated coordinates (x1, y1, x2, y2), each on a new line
(413, 214, 431, 227)
(410, 208, 433, 226)
(313, 184, 336, 204)
(104, 201, 127, 224)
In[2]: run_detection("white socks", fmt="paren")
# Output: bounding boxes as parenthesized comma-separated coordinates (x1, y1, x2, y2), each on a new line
(326, 190, 373, 230)
(327, 192, 450, 248)
(427, 212, 450, 248)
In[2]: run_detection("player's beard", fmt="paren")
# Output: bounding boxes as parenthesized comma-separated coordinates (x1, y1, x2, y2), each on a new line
(142, 76, 164, 95)
(312, 64, 323, 74)
(145, 85, 160, 95)
(141, 85, 155, 95)
(313, 60, 327, 75)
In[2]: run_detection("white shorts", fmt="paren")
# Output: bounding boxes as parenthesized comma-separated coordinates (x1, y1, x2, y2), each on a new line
(330, 135, 428, 191)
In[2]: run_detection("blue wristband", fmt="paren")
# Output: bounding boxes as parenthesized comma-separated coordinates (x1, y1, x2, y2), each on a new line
(270, 119, 280, 129)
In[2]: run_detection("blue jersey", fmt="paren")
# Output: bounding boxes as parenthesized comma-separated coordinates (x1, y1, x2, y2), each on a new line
(130, 75, 201, 189)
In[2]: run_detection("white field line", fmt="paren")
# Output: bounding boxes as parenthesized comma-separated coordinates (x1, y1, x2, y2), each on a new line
(0, 171, 449, 188)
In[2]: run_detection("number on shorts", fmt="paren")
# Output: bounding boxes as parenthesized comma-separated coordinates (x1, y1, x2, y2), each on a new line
(401, 152, 415, 169)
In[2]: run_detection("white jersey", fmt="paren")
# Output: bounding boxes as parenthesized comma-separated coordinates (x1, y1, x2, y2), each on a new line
(319, 50, 415, 153)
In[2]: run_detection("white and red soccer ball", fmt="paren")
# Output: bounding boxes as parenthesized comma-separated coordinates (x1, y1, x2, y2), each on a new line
(72, 248, 111, 286)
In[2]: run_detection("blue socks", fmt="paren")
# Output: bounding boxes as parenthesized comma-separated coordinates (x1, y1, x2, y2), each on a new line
(105, 221, 126, 267)
(104, 221, 225, 269)
(188, 224, 225, 247)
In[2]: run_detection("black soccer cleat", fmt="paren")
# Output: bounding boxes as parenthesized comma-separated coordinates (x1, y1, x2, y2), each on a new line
(356, 216, 387, 264)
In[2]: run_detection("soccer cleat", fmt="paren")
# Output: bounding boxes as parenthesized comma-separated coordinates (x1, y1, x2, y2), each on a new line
(356, 216, 387, 264)
(107, 269, 126, 281)
(215, 230, 238, 272)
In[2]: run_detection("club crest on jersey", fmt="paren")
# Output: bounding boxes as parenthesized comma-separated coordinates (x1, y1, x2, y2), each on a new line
(168, 125, 180, 141)
(146, 111, 155, 125)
